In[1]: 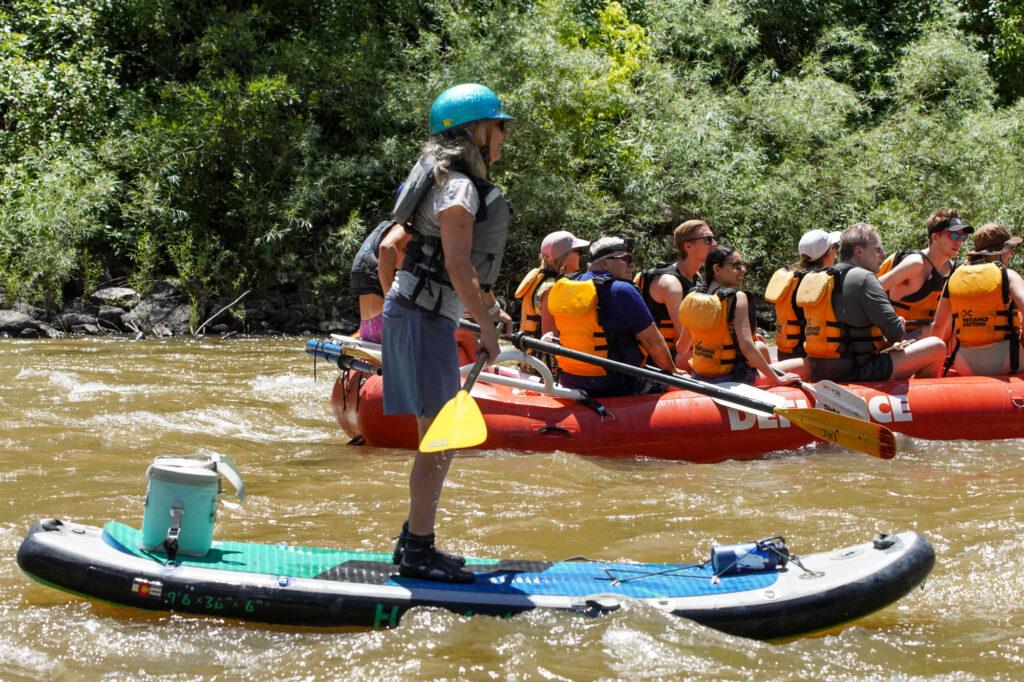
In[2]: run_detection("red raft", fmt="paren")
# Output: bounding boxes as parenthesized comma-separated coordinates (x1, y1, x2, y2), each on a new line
(325, 353, 1024, 462)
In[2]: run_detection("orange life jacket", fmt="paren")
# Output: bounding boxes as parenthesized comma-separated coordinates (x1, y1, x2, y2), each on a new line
(796, 265, 885, 359)
(877, 249, 952, 325)
(764, 268, 806, 355)
(678, 288, 754, 377)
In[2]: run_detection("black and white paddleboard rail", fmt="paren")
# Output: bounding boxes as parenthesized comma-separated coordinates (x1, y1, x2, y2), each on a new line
(17, 519, 935, 641)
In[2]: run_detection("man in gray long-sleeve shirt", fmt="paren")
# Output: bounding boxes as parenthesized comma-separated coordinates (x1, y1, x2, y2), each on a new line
(777, 223, 947, 382)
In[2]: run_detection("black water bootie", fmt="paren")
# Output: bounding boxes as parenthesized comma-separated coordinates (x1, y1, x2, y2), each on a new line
(398, 534, 475, 584)
(392, 521, 465, 566)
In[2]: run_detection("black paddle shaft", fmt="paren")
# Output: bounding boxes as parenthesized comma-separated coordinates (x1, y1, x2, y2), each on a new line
(461, 321, 504, 392)
(457, 320, 777, 415)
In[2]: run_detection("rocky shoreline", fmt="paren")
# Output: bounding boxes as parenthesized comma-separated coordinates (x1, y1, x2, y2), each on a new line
(0, 281, 358, 339)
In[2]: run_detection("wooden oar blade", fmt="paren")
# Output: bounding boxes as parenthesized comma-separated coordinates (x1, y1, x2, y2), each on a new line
(777, 406, 896, 459)
(419, 390, 487, 453)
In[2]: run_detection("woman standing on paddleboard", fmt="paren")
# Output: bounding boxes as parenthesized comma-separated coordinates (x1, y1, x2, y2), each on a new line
(382, 84, 513, 583)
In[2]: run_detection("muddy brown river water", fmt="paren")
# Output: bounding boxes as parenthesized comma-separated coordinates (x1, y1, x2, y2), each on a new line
(0, 337, 1022, 680)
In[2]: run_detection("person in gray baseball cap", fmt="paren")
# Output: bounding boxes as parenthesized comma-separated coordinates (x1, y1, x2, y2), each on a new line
(544, 236, 684, 397)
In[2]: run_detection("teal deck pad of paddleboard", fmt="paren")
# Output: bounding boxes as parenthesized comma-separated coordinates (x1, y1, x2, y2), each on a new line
(103, 522, 778, 599)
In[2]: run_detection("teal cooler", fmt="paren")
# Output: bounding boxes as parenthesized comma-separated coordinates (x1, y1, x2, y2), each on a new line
(139, 455, 243, 557)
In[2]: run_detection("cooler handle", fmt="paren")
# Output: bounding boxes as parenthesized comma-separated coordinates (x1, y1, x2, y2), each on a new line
(212, 454, 245, 503)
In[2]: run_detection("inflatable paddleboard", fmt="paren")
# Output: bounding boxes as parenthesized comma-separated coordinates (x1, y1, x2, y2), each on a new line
(18, 520, 934, 641)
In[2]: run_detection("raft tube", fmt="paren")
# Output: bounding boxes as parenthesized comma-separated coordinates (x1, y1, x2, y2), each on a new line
(17, 519, 934, 641)
(329, 368, 1024, 461)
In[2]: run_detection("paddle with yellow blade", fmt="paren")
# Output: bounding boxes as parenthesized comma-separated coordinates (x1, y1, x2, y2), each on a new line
(457, 321, 895, 459)
(418, 324, 503, 453)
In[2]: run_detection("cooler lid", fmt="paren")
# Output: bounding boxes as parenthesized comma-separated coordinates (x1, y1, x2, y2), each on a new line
(148, 461, 220, 486)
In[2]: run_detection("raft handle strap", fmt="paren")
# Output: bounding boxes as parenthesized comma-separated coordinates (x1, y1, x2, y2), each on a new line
(579, 396, 614, 423)
(162, 504, 184, 565)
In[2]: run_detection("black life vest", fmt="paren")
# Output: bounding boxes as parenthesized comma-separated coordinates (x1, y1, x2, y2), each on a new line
(635, 263, 700, 349)
(349, 220, 399, 297)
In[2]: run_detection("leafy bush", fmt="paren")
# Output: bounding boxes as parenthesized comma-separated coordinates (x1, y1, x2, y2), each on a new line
(0, 0, 1021, 308)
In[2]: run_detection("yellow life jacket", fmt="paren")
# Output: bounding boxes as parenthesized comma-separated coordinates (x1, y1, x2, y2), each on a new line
(547, 276, 614, 377)
(877, 249, 951, 325)
(947, 262, 1021, 347)
(678, 288, 752, 377)
(795, 266, 884, 359)
(514, 267, 557, 338)
(764, 268, 805, 355)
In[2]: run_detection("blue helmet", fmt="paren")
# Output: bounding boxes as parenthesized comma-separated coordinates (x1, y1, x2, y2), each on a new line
(428, 83, 515, 136)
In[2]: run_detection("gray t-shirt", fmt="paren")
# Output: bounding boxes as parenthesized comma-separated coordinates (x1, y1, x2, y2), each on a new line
(808, 264, 905, 375)
(394, 172, 480, 322)
(837, 266, 905, 341)
(806, 261, 905, 374)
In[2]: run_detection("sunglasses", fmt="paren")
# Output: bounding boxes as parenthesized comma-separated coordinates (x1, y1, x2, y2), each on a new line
(496, 120, 507, 133)
(724, 260, 748, 270)
(605, 253, 634, 264)
(687, 235, 717, 245)
(944, 230, 973, 242)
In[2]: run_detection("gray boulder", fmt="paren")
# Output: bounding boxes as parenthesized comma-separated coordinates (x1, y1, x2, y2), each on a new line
(0, 310, 38, 336)
(12, 301, 50, 321)
(57, 313, 99, 330)
(90, 287, 139, 308)
(124, 301, 192, 336)
(97, 306, 126, 329)
(38, 323, 63, 339)
(148, 280, 184, 301)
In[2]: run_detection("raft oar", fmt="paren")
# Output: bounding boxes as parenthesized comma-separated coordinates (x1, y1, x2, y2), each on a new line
(457, 321, 895, 460)
(769, 367, 869, 420)
(418, 324, 503, 453)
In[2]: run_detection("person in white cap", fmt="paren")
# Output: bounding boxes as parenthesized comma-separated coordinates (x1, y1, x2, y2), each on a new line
(930, 222, 1024, 376)
(514, 230, 589, 345)
(775, 222, 947, 382)
(763, 229, 840, 360)
(878, 208, 972, 339)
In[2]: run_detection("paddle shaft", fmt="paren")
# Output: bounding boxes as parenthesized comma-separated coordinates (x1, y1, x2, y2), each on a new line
(457, 320, 780, 416)
(461, 347, 490, 392)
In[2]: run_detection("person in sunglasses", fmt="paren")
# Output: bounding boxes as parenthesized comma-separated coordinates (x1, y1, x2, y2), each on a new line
(546, 236, 681, 396)
(676, 246, 801, 386)
(930, 223, 1024, 377)
(635, 220, 715, 358)
(877, 208, 972, 338)
(775, 223, 947, 382)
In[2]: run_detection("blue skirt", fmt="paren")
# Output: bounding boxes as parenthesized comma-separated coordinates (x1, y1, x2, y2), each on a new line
(381, 293, 460, 419)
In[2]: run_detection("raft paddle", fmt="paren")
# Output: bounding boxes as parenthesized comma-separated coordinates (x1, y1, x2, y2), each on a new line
(418, 324, 503, 453)
(769, 367, 869, 420)
(456, 322, 895, 459)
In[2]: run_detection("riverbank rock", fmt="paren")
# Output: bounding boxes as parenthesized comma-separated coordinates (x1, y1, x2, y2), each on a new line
(148, 280, 183, 301)
(0, 310, 37, 336)
(56, 313, 100, 332)
(90, 287, 139, 308)
(123, 301, 192, 336)
(12, 302, 51, 322)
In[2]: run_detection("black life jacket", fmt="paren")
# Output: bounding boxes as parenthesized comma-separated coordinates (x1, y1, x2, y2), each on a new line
(349, 220, 399, 297)
(635, 262, 701, 349)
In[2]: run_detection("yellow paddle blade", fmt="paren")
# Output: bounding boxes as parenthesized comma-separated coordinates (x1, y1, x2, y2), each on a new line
(776, 406, 896, 460)
(418, 390, 487, 453)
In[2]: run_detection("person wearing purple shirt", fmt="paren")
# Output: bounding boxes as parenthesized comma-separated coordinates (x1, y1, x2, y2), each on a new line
(545, 236, 683, 397)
